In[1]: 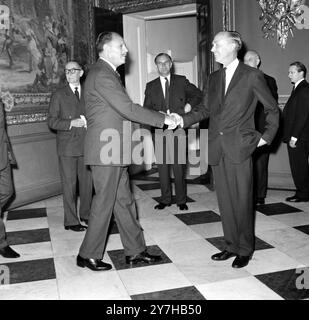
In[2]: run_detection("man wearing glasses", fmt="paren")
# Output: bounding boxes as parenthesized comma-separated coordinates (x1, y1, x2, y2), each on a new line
(48, 61, 92, 232)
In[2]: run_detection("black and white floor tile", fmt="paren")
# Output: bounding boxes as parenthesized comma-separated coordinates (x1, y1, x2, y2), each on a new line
(1, 167, 309, 300)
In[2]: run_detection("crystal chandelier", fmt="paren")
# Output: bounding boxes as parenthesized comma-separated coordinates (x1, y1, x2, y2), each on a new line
(257, 0, 304, 49)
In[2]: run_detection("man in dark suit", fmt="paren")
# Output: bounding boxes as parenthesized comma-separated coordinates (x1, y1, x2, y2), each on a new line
(244, 50, 279, 205)
(143, 53, 203, 211)
(283, 61, 309, 202)
(173, 31, 279, 268)
(48, 61, 92, 232)
(0, 100, 20, 258)
(77, 32, 176, 271)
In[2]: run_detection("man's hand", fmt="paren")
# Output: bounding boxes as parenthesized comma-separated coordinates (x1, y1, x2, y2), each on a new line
(70, 116, 87, 129)
(164, 113, 178, 129)
(184, 103, 192, 114)
(169, 113, 183, 128)
(289, 138, 297, 148)
(257, 138, 267, 147)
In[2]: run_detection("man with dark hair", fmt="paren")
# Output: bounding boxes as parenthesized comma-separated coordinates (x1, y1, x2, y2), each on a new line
(283, 61, 309, 202)
(144, 52, 202, 211)
(77, 32, 176, 271)
(48, 61, 92, 231)
(0, 100, 20, 259)
(244, 50, 279, 205)
(172, 31, 279, 268)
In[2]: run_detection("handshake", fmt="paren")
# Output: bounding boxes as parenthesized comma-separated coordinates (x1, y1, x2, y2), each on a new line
(164, 112, 183, 130)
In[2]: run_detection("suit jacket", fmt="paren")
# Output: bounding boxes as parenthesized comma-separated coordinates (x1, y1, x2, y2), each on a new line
(283, 79, 309, 143)
(255, 73, 278, 133)
(0, 101, 16, 171)
(83, 59, 165, 166)
(48, 84, 86, 156)
(143, 74, 203, 115)
(183, 62, 279, 164)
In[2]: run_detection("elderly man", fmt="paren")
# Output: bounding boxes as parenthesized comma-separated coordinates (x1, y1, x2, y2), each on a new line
(173, 31, 279, 268)
(244, 50, 278, 205)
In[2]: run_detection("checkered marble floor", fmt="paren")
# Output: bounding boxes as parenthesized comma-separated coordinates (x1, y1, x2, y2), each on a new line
(1, 167, 309, 300)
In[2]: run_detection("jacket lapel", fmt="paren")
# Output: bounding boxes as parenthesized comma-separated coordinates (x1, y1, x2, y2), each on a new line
(64, 85, 79, 118)
(224, 63, 245, 99)
(154, 77, 165, 109)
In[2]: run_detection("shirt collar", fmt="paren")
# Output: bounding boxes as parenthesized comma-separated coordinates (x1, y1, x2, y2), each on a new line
(100, 57, 117, 71)
(225, 58, 239, 73)
(69, 83, 81, 92)
(294, 78, 305, 89)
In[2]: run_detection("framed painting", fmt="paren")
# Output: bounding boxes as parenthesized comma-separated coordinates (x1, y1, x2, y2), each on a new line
(0, 0, 95, 125)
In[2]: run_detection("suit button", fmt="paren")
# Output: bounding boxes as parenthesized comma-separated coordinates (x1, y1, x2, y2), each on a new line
(219, 132, 223, 135)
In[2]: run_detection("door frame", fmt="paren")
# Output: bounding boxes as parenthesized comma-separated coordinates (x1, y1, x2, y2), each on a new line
(123, 3, 197, 104)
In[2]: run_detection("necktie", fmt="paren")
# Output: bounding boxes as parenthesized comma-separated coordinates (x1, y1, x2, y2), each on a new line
(74, 87, 79, 100)
(164, 77, 169, 112)
(291, 85, 295, 95)
(222, 67, 226, 99)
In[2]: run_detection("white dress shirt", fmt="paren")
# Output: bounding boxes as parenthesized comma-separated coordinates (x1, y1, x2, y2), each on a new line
(224, 59, 239, 94)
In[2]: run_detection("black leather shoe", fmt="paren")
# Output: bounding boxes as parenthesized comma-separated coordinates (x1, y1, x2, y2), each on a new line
(286, 195, 309, 202)
(65, 224, 87, 232)
(0, 246, 20, 258)
(232, 255, 250, 268)
(178, 204, 188, 210)
(80, 218, 88, 225)
(76, 255, 112, 271)
(211, 250, 236, 261)
(256, 197, 265, 205)
(154, 203, 171, 210)
(126, 250, 162, 265)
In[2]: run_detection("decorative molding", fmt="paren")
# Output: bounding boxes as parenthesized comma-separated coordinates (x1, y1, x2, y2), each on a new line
(95, 0, 195, 13)
(5, 93, 50, 125)
(10, 132, 55, 145)
(6, 112, 48, 126)
(222, 0, 235, 31)
(88, 0, 96, 64)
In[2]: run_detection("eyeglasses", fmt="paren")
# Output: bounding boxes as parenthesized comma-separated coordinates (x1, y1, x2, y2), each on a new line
(65, 68, 81, 75)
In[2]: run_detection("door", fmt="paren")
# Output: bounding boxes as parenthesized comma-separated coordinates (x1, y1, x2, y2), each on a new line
(197, 0, 213, 129)
(94, 8, 125, 85)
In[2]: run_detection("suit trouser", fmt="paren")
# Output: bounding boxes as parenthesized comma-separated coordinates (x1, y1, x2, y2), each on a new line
(0, 164, 14, 249)
(158, 163, 186, 205)
(156, 131, 187, 205)
(58, 156, 92, 226)
(212, 156, 255, 256)
(79, 166, 146, 259)
(288, 141, 309, 199)
(253, 147, 270, 199)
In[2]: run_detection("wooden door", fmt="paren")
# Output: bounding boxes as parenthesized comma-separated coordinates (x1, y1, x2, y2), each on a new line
(197, 0, 213, 129)
(94, 8, 125, 85)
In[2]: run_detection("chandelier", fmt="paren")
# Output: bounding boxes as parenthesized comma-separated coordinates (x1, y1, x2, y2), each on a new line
(257, 0, 304, 49)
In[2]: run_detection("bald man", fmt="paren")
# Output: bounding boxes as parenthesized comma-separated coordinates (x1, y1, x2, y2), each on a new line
(244, 51, 278, 205)
(174, 32, 279, 268)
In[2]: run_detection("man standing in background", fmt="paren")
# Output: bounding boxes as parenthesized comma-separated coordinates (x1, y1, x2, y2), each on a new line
(48, 61, 92, 232)
(244, 50, 278, 205)
(283, 62, 309, 203)
(144, 53, 203, 211)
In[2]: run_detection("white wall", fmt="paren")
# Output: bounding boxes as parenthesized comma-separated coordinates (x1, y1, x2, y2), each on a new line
(146, 16, 197, 63)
